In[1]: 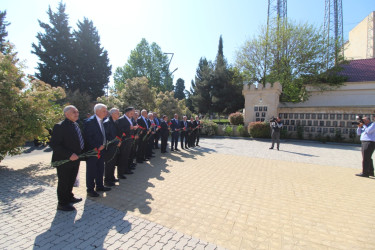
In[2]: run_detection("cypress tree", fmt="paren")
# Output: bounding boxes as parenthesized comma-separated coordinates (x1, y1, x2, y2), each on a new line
(174, 78, 186, 100)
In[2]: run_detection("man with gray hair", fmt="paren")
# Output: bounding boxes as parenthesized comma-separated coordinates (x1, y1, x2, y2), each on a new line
(50, 105, 84, 211)
(83, 103, 111, 197)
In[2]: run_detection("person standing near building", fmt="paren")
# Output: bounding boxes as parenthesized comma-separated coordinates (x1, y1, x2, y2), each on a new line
(356, 116, 375, 177)
(160, 115, 170, 153)
(269, 117, 283, 150)
(170, 114, 180, 151)
(50, 105, 83, 211)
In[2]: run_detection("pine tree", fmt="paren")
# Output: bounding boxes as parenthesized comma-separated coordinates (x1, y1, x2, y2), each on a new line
(0, 10, 10, 53)
(174, 78, 185, 100)
(32, 2, 75, 89)
(73, 18, 111, 99)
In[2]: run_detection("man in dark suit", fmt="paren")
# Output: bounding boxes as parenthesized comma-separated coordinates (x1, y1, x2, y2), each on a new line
(170, 113, 181, 151)
(153, 112, 161, 149)
(160, 115, 170, 153)
(116, 107, 136, 176)
(50, 105, 83, 211)
(188, 117, 196, 148)
(179, 116, 189, 149)
(194, 116, 201, 146)
(103, 108, 121, 186)
(83, 103, 111, 197)
(136, 109, 149, 163)
(129, 111, 139, 169)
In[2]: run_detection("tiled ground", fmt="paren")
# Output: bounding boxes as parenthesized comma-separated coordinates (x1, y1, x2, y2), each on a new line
(1, 138, 374, 249)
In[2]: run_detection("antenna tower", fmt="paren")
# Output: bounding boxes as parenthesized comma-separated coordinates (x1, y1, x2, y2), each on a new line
(324, 0, 343, 67)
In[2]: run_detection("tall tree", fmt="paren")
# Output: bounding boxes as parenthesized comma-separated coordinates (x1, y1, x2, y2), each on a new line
(32, 2, 75, 89)
(236, 20, 346, 102)
(174, 78, 185, 100)
(73, 18, 111, 100)
(191, 57, 214, 114)
(114, 38, 174, 92)
(0, 10, 10, 53)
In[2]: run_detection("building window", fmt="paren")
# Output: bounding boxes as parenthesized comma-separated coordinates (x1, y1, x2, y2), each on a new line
(324, 114, 328, 119)
(296, 120, 301, 126)
(285, 120, 289, 125)
(260, 118, 265, 122)
(323, 128, 328, 133)
(350, 114, 356, 120)
(262, 112, 266, 117)
(294, 114, 299, 119)
(289, 113, 293, 119)
(300, 114, 305, 119)
(306, 114, 311, 119)
(256, 118, 260, 122)
(333, 121, 338, 127)
(314, 120, 318, 126)
(320, 121, 324, 126)
(308, 120, 312, 126)
(340, 121, 345, 127)
(317, 127, 322, 133)
(344, 114, 349, 120)
(330, 114, 335, 120)
(311, 127, 315, 132)
(254, 106, 258, 111)
(343, 128, 348, 134)
(337, 114, 342, 120)
(291, 120, 295, 125)
(329, 128, 334, 133)
(318, 114, 322, 119)
(264, 106, 267, 111)
(256, 112, 260, 117)
(304, 127, 309, 132)
(326, 121, 331, 127)
(284, 113, 288, 119)
(288, 126, 293, 131)
(259, 107, 263, 111)
(347, 122, 352, 127)
(312, 114, 316, 119)
(302, 120, 306, 126)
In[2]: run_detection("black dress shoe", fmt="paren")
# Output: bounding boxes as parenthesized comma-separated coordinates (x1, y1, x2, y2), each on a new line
(355, 173, 370, 177)
(87, 191, 99, 197)
(131, 163, 137, 167)
(269, 147, 273, 149)
(161, 151, 167, 153)
(96, 186, 111, 192)
(175, 148, 180, 151)
(171, 149, 174, 151)
(113, 178, 119, 182)
(104, 182, 115, 187)
(124, 171, 134, 175)
(57, 204, 76, 211)
(70, 197, 82, 204)
(136, 160, 144, 163)
(119, 175, 127, 179)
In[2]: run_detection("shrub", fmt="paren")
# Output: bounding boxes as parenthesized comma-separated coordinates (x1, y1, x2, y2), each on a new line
(201, 120, 218, 136)
(248, 122, 271, 138)
(236, 124, 247, 137)
(229, 112, 244, 125)
(296, 125, 304, 139)
(224, 125, 233, 136)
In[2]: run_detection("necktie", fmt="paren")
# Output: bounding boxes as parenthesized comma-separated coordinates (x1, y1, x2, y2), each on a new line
(100, 120, 106, 144)
(144, 117, 149, 129)
(184, 121, 187, 128)
(74, 123, 84, 150)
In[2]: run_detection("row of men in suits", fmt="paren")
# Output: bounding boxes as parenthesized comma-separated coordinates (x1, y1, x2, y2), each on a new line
(50, 104, 201, 211)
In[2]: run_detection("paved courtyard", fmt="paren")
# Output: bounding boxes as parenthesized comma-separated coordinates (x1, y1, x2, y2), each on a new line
(1, 137, 375, 249)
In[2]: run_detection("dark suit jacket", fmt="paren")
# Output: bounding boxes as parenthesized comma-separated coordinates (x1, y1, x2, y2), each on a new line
(116, 115, 132, 139)
(170, 118, 180, 132)
(179, 120, 188, 132)
(104, 117, 118, 141)
(137, 116, 148, 138)
(50, 118, 83, 163)
(160, 120, 169, 137)
(83, 115, 105, 151)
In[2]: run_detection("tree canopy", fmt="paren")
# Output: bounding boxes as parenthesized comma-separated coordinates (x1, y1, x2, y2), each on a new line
(114, 38, 174, 92)
(235, 20, 346, 102)
(174, 78, 185, 100)
(0, 10, 10, 53)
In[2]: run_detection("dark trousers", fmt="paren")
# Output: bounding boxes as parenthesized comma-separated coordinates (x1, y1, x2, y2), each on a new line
(154, 132, 160, 149)
(56, 162, 79, 206)
(161, 135, 168, 153)
(119, 140, 132, 174)
(104, 145, 119, 182)
(180, 131, 188, 148)
(147, 134, 154, 157)
(86, 156, 105, 192)
(189, 132, 195, 147)
(171, 131, 179, 149)
(137, 136, 147, 161)
(271, 131, 280, 149)
(361, 141, 375, 175)
(196, 131, 200, 145)
(128, 140, 136, 166)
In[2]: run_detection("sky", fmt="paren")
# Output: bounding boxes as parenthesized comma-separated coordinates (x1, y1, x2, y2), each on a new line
(2, 0, 375, 91)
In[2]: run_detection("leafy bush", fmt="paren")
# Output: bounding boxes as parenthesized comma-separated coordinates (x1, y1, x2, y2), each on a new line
(248, 122, 271, 138)
(229, 112, 244, 125)
(201, 120, 218, 136)
(236, 124, 247, 137)
(224, 125, 233, 136)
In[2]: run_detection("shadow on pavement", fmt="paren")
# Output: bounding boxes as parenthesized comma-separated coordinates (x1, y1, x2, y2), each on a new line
(279, 150, 319, 157)
(33, 200, 131, 249)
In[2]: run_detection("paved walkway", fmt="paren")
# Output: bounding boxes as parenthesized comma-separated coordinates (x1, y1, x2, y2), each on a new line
(1, 138, 374, 249)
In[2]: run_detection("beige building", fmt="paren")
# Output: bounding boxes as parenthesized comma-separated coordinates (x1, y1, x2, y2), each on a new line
(242, 58, 375, 140)
(344, 11, 374, 59)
